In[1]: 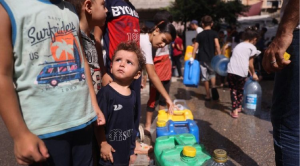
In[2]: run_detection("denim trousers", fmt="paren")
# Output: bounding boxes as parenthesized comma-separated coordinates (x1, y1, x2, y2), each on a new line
(271, 30, 299, 166)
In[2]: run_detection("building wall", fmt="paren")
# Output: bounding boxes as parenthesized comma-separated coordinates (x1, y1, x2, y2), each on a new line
(223, 0, 283, 9)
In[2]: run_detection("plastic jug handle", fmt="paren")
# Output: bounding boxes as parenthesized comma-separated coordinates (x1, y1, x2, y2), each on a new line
(173, 110, 184, 115)
(173, 100, 187, 108)
(188, 63, 193, 79)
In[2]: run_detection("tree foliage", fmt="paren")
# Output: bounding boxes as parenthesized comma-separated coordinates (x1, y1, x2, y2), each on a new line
(168, 0, 248, 25)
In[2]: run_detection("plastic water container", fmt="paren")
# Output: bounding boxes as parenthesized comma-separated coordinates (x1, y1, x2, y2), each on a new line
(154, 134, 211, 166)
(202, 149, 235, 166)
(242, 77, 262, 115)
(184, 46, 194, 61)
(183, 59, 200, 87)
(211, 55, 229, 76)
(156, 119, 200, 143)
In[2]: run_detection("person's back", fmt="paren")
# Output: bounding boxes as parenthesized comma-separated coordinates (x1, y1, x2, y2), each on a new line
(196, 30, 218, 63)
(103, 0, 140, 70)
(0, 0, 105, 165)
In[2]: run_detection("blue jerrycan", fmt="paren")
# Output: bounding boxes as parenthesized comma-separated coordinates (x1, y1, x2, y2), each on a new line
(211, 55, 229, 76)
(242, 76, 262, 115)
(183, 59, 200, 87)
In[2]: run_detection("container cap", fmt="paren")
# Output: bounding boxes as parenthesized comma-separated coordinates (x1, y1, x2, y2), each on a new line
(213, 149, 228, 163)
(156, 120, 166, 127)
(182, 146, 196, 157)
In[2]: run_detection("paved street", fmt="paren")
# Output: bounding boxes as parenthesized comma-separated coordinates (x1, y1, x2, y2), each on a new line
(0, 78, 275, 166)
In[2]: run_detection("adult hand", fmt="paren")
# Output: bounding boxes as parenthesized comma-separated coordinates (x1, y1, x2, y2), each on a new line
(14, 131, 49, 165)
(262, 33, 292, 73)
(101, 73, 113, 87)
(100, 142, 115, 163)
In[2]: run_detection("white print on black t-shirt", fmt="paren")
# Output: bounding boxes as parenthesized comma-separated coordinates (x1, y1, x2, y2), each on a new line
(113, 104, 123, 111)
(111, 6, 139, 18)
(109, 129, 133, 141)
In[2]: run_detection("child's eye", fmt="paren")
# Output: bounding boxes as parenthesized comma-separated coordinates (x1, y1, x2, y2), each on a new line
(127, 60, 133, 65)
(115, 58, 121, 62)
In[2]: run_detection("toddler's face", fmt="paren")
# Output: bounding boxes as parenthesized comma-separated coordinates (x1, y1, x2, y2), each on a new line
(91, 0, 107, 27)
(111, 50, 141, 82)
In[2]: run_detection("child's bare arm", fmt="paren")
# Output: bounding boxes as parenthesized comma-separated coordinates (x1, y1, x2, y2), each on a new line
(0, 5, 49, 164)
(78, 31, 105, 126)
(94, 26, 113, 86)
(214, 38, 221, 55)
(145, 64, 175, 114)
(192, 42, 199, 58)
(94, 125, 115, 163)
(249, 57, 258, 80)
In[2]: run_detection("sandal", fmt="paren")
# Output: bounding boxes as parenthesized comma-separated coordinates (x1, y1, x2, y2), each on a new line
(134, 142, 153, 154)
(230, 112, 239, 118)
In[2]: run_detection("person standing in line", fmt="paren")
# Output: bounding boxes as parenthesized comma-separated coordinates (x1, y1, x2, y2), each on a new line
(172, 32, 184, 79)
(227, 28, 260, 118)
(65, 0, 108, 94)
(0, 0, 105, 165)
(262, 0, 299, 165)
(97, 42, 146, 165)
(192, 15, 221, 101)
(190, 20, 203, 34)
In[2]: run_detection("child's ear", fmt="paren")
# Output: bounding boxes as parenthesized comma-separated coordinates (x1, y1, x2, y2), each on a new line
(84, 0, 93, 14)
(133, 70, 141, 80)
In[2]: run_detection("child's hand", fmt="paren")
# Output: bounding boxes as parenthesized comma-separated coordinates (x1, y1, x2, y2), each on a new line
(95, 109, 106, 126)
(14, 131, 49, 165)
(252, 73, 259, 81)
(100, 142, 115, 163)
(166, 99, 175, 115)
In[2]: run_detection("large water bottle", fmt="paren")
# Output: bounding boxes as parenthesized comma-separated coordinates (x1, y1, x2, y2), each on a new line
(211, 55, 229, 76)
(202, 149, 235, 166)
(242, 77, 262, 115)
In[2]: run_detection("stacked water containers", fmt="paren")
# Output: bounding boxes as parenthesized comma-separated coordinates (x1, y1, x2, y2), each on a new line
(154, 100, 211, 166)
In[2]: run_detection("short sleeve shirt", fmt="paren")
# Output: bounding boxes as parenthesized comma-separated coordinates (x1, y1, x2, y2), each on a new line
(140, 34, 154, 64)
(227, 42, 259, 77)
(196, 30, 218, 63)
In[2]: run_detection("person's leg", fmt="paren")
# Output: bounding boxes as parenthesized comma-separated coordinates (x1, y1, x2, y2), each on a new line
(227, 73, 239, 117)
(72, 125, 93, 166)
(145, 82, 158, 131)
(158, 80, 171, 110)
(174, 56, 182, 77)
(236, 76, 246, 112)
(30, 134, 72, 166)
(200, 62, 210, 99)
(210, 76, 216, 88)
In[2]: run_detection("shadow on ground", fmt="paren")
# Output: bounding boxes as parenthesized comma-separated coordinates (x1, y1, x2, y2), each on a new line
(195, 119, 259, 166)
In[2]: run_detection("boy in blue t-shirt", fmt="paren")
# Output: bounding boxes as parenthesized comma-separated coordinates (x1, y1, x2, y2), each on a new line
(96, 42, 146, 165)
(0, 0, 105, 165)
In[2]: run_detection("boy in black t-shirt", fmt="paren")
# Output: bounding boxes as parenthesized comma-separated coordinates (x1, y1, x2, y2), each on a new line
(96, 42, 146, 165)
(192, 15, 221, 101)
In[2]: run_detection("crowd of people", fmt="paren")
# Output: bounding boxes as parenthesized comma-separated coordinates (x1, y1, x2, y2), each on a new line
(0, 0, 298, 166)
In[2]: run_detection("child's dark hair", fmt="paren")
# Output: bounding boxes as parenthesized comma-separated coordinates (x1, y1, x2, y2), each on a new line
(192, 38, 196, 43)
(112, 41, 146, 71)
(150, 22, 176, 41)
(201, 15, 213, 27)
(242, 27, 260, 41)
(65, 0, 91, 18)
